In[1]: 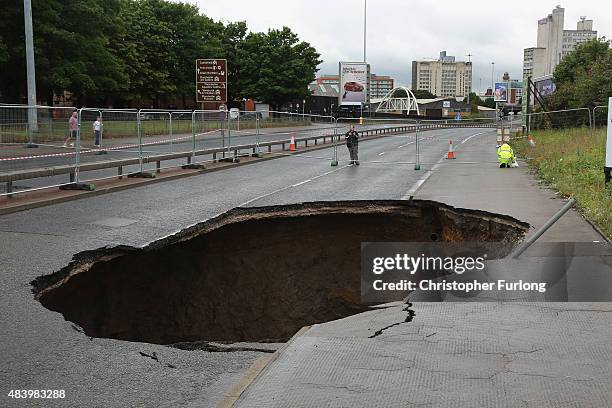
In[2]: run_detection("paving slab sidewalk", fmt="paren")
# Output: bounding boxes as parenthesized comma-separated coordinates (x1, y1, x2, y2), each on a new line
(232, 130, 612, 408)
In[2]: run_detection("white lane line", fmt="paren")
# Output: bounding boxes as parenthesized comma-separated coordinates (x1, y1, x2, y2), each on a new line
(291, 179, 312, 187)
(402, 155, 446, 200)
(239, 164, 350, 207)
(398, 141, 416, 149)
(461, 131, 491, 144)
(402, 130, 491, 200)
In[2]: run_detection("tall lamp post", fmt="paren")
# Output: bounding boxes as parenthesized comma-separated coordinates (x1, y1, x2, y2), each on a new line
(363, 0, 367, 62)
(491, 62, 495, 93)
(24, 0, 38, 136)
(362, 0, 367, 120)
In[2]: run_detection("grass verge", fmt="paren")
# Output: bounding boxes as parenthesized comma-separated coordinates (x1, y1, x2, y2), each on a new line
(514, 127, 611, 240)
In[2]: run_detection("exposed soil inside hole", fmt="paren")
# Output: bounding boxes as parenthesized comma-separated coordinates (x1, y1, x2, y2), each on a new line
(31, 200, 529, 345)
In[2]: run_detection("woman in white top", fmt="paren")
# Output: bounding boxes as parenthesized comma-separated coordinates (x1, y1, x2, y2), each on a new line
(93, 116, 101, 147)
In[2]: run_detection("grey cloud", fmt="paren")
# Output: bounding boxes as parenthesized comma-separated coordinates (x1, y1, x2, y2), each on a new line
(180, 0, 611, 92)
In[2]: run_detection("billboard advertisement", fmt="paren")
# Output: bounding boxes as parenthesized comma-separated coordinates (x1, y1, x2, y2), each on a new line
(339, 62, 369, 106)
(534, 76, 557, 97)
(494, 82, 508, 102)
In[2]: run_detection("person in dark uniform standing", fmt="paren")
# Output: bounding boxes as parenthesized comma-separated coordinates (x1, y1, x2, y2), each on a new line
(345, 125, 360, 165)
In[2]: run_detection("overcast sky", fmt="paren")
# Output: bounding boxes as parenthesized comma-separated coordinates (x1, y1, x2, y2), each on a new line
(181, 0, 611, 93)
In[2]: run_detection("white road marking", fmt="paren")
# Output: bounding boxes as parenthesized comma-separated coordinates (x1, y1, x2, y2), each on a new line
(402, 154, 446, 199)
(402, 130, 491, 199)
(461, 131, 490, 144)
(238, 165, 350, 206)
(291, 179, 312, 187)
(398, 141, 416, 149)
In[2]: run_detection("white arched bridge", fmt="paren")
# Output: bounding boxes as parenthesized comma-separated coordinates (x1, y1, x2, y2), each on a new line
(376, 86, 420, 115)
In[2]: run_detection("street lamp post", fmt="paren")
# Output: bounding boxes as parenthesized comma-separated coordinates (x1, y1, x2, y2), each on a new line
(363, 0, 367, 62)
(24, 0, 38, 136)
(491, 62, 495, 93)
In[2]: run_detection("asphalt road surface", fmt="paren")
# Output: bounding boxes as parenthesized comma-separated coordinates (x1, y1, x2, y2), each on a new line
(0, 127, 493, 407)
(0, 121, 421, 193)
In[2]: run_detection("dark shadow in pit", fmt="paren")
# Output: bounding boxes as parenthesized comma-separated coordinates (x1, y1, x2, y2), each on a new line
(31, 200, 528, 345)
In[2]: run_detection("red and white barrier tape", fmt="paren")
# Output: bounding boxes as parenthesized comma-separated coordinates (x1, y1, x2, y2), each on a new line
(0, 129, 218, 162)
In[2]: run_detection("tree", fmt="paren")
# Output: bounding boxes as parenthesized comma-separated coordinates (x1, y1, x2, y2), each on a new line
(410, 89, 436, 99)
(463, 92, 480, 113)
(236, 27, 321, 108)
(549, 38, 612, 110)
(0, 0, 128, 105)
(480, 98, 496, 109)
(0, 0, 322, 108)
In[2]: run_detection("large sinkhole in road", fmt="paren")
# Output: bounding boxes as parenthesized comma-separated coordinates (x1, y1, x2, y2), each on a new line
(32, 200, 528, 345)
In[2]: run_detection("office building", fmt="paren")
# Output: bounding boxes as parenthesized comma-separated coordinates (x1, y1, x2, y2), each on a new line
(523, 6, 597, 80)
(411, 51, 472, 98)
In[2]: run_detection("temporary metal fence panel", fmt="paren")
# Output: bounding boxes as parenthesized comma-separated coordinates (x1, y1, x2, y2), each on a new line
(136, 110, 193, 171)
(519, 108, 592, 132)
(263, 111, 335, 149)
(0, 105, 82, 194)
(76, 109, 141, 183)
(594, 105, 609, 129)
(191, 110, 228, 163)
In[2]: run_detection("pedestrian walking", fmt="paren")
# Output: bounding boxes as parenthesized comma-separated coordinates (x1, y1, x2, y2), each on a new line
(64, 110, 78, 147)
(345, 125, 360, 165)
(93, 116, 101, 147)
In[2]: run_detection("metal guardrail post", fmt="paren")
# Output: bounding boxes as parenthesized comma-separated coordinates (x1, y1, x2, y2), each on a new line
(331, 117, 339, 166)
(169, 112, 173, 153)
(75, 108, 82, 183)
(414, 120, 421, 170)
(191, 110, 196, 162)
(137, 110, 144, 173)
(181, 110, 206, 170)
(253, 114, 262, 157)
(588, 108, 593, 138)
(227, 114, 232, 159)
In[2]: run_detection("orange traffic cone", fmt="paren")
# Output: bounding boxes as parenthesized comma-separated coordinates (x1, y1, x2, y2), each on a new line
(528, 134, 536, 147)
(446, 139, 456, 159)
(289, 133, 297, 151)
